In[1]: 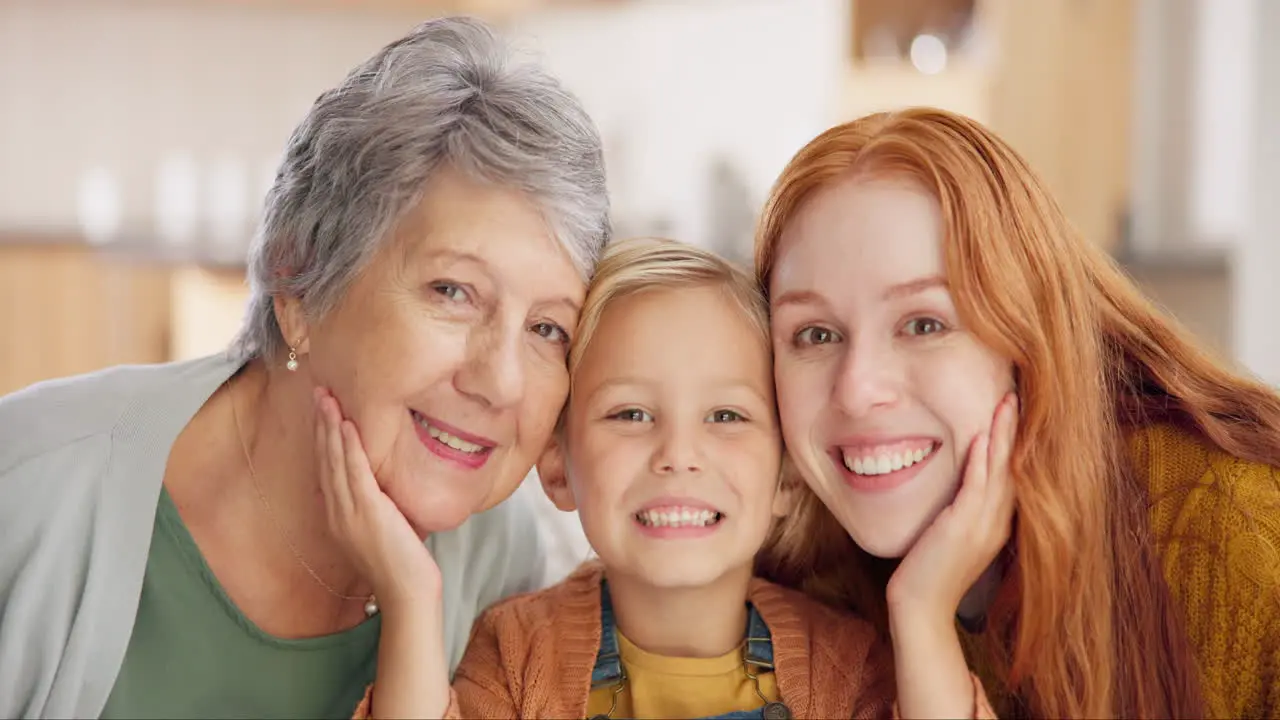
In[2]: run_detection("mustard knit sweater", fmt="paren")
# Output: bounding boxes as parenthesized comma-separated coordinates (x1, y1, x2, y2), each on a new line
(1129, 422, 1280, 718)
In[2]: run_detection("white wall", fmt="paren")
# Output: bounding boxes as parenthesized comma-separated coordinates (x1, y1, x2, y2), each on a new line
(1233, 0, 1280, 385)
(512, 0, 848, 249)
(0, 0, 431, 237)
(1188, 0, 1255, 245)
(0, 0, 847, 254)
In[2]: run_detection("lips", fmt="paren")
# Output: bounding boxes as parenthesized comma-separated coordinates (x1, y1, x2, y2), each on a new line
(633, 497, 725, 529)
(634, 506, 723, 528)
(411, 410, 496, 469)
(841, 441, 938, 476)
(831, 436, 941, 493)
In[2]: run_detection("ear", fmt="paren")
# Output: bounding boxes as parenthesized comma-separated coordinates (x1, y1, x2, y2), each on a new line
(273, 293, 312, 355)
(536, 436, 577, 513)
(771, 455, 800, 519)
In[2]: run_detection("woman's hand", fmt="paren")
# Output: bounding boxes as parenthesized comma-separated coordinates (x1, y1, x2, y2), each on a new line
(315, 388, 452, 719)
(314, 387, 441, 606)
(885, 392, 1017, 720)
(886, 392, 1018, 619)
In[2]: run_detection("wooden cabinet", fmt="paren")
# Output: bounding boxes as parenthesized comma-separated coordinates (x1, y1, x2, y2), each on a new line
(842, 0, 1136, 251)
(0, 243, 172, 396)
(169, 266, 251, 362)
(985, 0, 1135, 253)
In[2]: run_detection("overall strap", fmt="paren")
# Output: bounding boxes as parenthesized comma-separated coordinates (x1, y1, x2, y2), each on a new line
(590, 579, 624, 688)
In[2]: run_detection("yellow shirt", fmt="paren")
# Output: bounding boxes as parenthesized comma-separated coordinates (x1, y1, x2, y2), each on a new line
(585, 630, 779, 719)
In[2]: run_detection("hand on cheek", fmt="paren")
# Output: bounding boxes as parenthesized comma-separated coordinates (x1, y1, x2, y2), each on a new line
(313, 386, 442, 608)
(885, 391, 1019, 619)
(882, 392, 1017, 720)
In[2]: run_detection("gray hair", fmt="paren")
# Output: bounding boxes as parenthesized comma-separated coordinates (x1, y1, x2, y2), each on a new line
(233, 16, 611, 361)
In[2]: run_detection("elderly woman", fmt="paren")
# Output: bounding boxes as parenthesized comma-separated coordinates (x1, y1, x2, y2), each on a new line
(0, 17, 609, 719)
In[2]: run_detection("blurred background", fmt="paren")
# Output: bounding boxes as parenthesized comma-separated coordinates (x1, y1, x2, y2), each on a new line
(5, 0, 1279, 395)
(3, 0, 1276, 579)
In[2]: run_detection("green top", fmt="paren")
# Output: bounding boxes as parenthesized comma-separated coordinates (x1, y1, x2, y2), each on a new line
(101, 488, 381, 719)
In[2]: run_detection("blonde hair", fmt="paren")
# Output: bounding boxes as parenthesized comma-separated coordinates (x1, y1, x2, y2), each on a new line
(569, 237, 815, 552)
(569, 237, 769, 378)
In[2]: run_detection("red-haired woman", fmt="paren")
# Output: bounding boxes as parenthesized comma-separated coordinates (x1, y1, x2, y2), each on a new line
(755, 107, 1280, 719)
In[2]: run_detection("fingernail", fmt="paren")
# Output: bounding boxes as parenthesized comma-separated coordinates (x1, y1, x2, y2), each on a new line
(312, 387, 324, 406)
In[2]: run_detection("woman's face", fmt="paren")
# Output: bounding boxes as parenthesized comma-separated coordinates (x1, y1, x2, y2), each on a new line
(301, 167, 585, 535)
(768, 176, 1014, 558)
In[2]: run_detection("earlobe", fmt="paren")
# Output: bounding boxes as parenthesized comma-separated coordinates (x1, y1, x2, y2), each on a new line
(273, 294, 311, 354)
(536, 438, 578, 513)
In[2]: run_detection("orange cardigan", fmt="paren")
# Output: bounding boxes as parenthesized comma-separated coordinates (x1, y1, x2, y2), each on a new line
(354, 562, 995, 719)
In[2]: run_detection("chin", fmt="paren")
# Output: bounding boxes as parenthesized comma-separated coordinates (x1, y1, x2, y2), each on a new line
(391, 485, 483, 535)
(629, 558, 738, 590)
(842, 512, 932, 559)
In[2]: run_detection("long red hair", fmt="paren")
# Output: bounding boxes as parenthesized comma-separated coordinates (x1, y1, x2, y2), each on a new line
(753, 107, 1280, 718)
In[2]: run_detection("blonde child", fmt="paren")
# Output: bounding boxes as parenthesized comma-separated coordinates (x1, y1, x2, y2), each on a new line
(316, 237, 1012, 719)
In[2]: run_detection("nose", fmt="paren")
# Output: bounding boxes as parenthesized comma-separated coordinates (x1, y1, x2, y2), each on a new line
(831, 336, 902, 418)
(454, 323, 526, 411)
(650, 417, 703, 475)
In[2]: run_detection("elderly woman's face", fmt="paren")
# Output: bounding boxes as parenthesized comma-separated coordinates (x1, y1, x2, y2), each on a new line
(305, 168, 585, 534)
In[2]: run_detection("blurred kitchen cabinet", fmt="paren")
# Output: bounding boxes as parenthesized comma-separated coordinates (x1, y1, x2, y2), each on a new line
(843, 0, 1135, 252)
(169, 266, 251, 362)
(984, 0, 1134, 254)
(0, 243, 172, 396)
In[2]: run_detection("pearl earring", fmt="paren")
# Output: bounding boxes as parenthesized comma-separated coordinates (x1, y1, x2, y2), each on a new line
(286, 347, 299, 372)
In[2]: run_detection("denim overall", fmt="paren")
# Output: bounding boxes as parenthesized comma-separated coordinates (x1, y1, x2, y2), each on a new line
(587, 581, 792, 720)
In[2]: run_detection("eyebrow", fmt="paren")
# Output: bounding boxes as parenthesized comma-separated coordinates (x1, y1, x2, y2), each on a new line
(771, 275, 948, 309)
(883, 275, 948, 301)
(770, 289, 827, 311)
(419, 249, 494, 279)
(546, 296, 582, 317)
(586, 376, 771, 404)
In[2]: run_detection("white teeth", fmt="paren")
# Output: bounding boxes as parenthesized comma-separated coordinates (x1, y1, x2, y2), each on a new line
(417, 416, 485, 454)
(635, 507, 722, 528)
(842, 443, 936, 476)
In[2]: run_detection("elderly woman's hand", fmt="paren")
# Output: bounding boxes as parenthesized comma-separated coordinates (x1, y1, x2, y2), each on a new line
(314, 387, 443, 608)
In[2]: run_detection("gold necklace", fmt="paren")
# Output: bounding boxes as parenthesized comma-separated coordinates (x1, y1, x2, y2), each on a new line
(228, 381, 379, 617)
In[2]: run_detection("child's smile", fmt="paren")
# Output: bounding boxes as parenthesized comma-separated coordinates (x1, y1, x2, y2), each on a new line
(634, 498, 725, 537)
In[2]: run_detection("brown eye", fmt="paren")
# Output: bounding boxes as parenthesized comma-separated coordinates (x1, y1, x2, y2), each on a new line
(430, 282, 470, 304)
(904, 317, 946, 336)
(531, 321, 570, 345)
(610, 408, 653, 423)
(794, 326, 839, 346)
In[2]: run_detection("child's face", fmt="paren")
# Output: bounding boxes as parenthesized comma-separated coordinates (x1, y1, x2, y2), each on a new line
(551, 285, 787, 590)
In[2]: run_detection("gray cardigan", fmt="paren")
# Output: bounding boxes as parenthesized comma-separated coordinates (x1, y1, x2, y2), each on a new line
(0, 354, 546, 719)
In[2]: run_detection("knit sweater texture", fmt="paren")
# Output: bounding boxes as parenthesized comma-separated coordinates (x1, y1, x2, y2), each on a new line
(355, 563, 995, 718)
(1130, 422, 1280, 718)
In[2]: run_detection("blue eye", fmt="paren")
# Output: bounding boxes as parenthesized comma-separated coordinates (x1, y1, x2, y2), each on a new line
(794, 326, 840, 347)
(431, 283, 469, 304)
(903, 317, 947, 336)
(531, 321, 570, 345)
(610, 408, 653, 423)
(708, 409, 745, 423)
